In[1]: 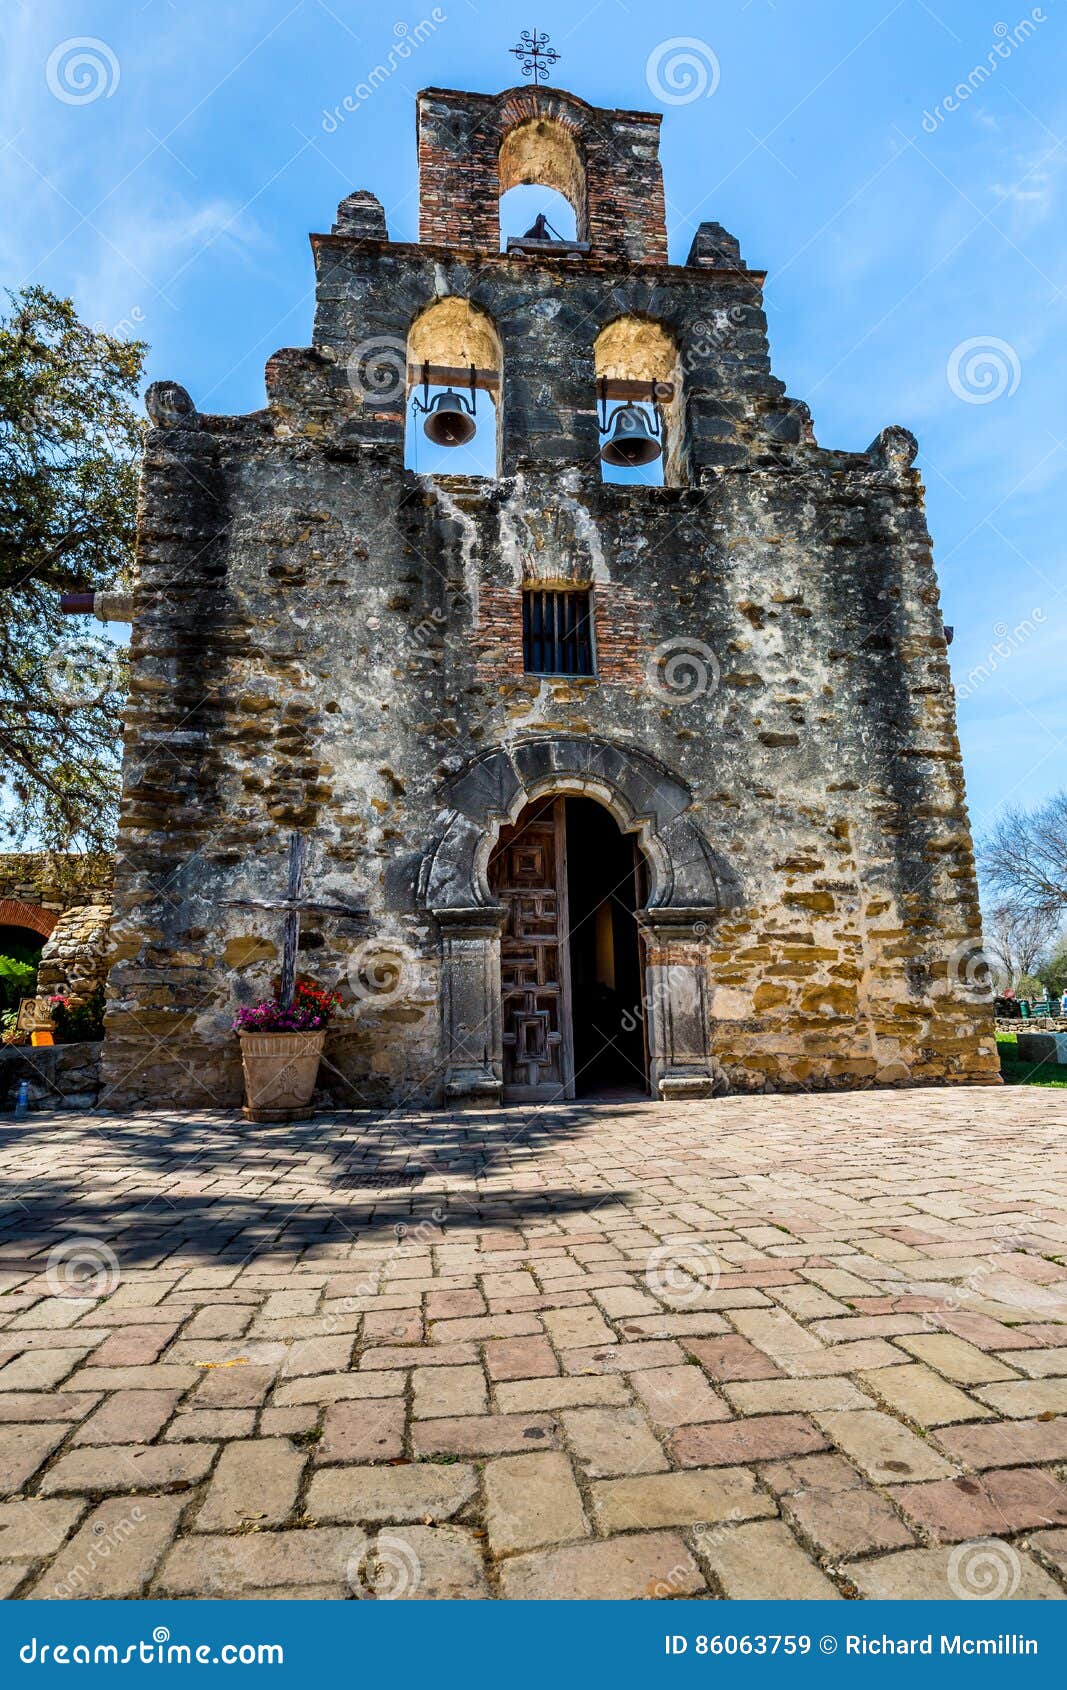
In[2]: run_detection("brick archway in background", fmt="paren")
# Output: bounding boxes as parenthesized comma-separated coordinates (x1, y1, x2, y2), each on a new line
(0, 898, 57, 940)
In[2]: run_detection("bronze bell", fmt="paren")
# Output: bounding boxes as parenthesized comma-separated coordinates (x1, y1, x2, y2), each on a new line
(422, 389, 477, 448)
(599, 401, 663, 467)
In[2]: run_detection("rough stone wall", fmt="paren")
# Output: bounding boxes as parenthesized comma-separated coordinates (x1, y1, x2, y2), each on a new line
(0, 853, 113, 928)
(0, 1040, 101, 1111)
(100, 84, 999, 1110)
(37, 903, 113, 1005)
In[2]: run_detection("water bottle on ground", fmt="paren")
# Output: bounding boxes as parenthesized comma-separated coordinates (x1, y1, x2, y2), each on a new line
(14, 1081, 30, 1117)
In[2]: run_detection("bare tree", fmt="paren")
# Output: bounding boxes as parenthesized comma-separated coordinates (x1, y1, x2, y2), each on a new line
(983, 901, 1059, 991)
(981, 792, 1067, 921)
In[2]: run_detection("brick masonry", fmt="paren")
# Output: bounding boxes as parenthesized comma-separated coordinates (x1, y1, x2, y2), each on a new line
(0, 1087, 1064, 1600)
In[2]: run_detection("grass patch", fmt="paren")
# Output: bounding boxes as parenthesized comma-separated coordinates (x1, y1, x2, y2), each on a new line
(996, 1032, 1067, 1088)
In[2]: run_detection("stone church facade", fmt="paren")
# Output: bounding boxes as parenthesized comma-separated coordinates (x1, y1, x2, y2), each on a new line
(101, 82, 1000, 1111)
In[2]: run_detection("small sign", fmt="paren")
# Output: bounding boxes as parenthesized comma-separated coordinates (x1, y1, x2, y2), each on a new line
(16, 996, 54, 1033)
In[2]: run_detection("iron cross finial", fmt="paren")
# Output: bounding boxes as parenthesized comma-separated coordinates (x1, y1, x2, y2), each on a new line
(509, 29, 561, 84)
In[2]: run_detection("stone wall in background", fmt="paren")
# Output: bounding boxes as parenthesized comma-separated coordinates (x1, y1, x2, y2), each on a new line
(37, 902, 113, 1005)
(0, 853, 113, 932)
(0, 1041, 102, 1111)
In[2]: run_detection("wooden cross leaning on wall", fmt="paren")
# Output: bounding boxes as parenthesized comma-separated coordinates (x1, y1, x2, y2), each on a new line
(221, 832, 370, 1006)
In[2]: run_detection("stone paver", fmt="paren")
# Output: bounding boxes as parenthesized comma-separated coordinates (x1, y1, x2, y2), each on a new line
(672, 1414, 828, 1467)
(591, 1466, 774, 1531)
(193, 1438, 304, 1531)
(0, 1498, 84, 1560)
(887, 1469, 1067, 1542)
(157, 1526, 366, 1596)
(562, 1407, 668, 1477)
(412, 1364, 487, 1419)
(71, 1388, 182, 1445)
(699, 1520, 841, 1599)
(630, 1364, 729, 1426)
(933, 1418, 1067, 1468)
(31, 1497, 185, 1598)
(307, 1462, 478, 1523)
(857, 1362, 995, 1426)
(893, 1332, 1019, 1384)
(318, 1399, 405, 1464)
(973, 1378, 1067, 1417)
(495, 1375, 629, 1412)
(814, 1409, 955, 1484)
(845, 1545, 1064, 1600)
(0, 1086, 1064, 1601)
(782, 1483, 915, 1558)
(0, 1424, 69, 1495)
(485, 1336, 558, 1381)
(485, 1452, 588, 1553)
(368, 1525, 488, 1600)
(39, 1443, 215, 1496)
(498, 1531, 705, 1599)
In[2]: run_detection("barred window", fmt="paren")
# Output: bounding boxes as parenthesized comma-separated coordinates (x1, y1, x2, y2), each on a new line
(522, 589, 595, 677)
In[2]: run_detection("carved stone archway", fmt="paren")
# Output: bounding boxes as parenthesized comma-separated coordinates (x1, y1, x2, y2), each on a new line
(421, 736, 741, 1104)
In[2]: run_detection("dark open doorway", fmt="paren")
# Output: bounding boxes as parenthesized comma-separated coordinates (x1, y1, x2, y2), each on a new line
(565, 797, 648, 1098)
(489, 793, 649, 1104)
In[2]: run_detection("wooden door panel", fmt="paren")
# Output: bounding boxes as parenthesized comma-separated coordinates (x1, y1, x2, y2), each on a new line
(489, 799, 574, 1102)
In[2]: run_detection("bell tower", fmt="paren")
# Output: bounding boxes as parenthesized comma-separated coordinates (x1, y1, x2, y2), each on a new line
(102, 77, 1000, 1113)
(416, 84, 668, 264)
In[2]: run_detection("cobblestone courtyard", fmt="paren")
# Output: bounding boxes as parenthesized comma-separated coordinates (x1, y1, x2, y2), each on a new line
(1, 1086, 1066, 1601)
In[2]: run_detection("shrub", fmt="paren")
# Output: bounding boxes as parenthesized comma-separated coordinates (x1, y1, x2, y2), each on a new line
(0, 954, 36, 1011)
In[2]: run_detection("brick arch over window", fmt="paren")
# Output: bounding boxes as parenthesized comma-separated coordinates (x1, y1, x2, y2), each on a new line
(417, 85, 667, 264)
(0, 898, 57, 939)
(420, 735, 741, 914)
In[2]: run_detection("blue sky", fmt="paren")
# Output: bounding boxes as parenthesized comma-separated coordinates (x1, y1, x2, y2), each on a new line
(3, 0, 1064, 841)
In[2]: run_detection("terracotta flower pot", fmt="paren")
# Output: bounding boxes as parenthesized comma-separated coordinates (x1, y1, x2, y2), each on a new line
(238, 1028, 326, 1122)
